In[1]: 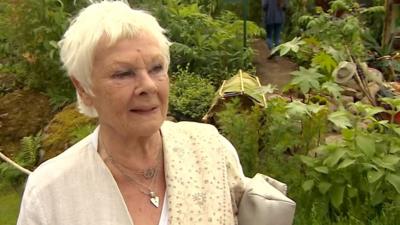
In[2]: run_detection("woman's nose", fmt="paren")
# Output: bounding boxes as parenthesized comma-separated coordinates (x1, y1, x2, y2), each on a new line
(134, 72, 157, 95)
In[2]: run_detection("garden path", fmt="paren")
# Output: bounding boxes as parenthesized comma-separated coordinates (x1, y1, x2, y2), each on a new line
(252, 39, 298, 90)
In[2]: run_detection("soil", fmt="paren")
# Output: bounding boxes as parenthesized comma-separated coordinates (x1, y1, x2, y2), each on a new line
(251, 39, 298, 90)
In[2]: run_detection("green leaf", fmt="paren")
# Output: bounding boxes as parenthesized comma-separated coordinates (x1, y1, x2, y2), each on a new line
(311, 52, 337, 74)
(371, 190, 385, 206)
(364, 106, 385, 118)
(271, 37, 305, 56)
(318, 182, 332, 194)
(386, 173, 400, 193)
(300, 155, 317, 167)
(307, 104, 326, 114)
(393, 127, 400, 136)
(323, 149, 346, 167)
(380, 97, 400, 111)
(390, 146, 400, 153)
(372, 156, 397, 171)
(315, 166, 329, 174)
(286, 100, 309, 117)
(302, 180, 315, 191)
(322, 81, 343, 99)
(328, 110, 352, 129)
(367, 169, 384, 183)
(337, 158, 356, 169)
(347, 186, 358, 198)
(330, 185, 345, 209)
(356, 135, 375, 157)
(290, 67, 324, 94)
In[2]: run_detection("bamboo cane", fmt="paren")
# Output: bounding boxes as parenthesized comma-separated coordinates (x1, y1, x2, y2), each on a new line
(0, 150, 32, 175)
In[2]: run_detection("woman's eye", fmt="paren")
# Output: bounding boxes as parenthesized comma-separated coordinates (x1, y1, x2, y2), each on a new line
(112, 70, 134, 79)
(150, 64, 163, 74)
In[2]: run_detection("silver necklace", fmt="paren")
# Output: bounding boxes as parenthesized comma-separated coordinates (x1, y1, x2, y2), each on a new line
(100, 137, 162, 208)
(110, 148, 162, 180)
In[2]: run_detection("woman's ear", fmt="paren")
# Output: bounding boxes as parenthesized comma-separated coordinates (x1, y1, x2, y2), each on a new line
(70, 76, 94, 106)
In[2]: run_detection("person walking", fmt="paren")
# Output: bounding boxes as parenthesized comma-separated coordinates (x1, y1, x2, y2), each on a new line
(262, 0, 286, 51)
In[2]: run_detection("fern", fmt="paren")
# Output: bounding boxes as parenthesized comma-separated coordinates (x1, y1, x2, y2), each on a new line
(70, 123, 97, 144)
(0, 134, 41, 186)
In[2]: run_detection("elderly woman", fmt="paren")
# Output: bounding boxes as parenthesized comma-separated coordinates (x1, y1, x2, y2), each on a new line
(17, 1, 245, 225)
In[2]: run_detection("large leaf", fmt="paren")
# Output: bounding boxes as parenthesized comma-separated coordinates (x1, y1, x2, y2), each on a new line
(311, 52, 337, 74)
(302, 180, 315, 191)
(307, 104, 327, 114)
(367, 169, 384, 183)
(286, 100, 309, 117)
(271, 36, 305, 56)
(318, 181, 332, 194)
(372, 156, 398, 171)
(323, 148, 346, 167)
(315, 166, 329, 174)
(356, 135, 376, 158)
(290, 67, 324, 94)
(300, 155, 317, 167)
(328, 110, 352, 129)
(330, 185, 345, 209)
(337, 158, 356, 169)
(322, 81, 343, 99)
(386, 173, 400, 193)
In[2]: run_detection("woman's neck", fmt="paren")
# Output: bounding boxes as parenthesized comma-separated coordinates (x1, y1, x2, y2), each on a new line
(98, 125, 163, 170)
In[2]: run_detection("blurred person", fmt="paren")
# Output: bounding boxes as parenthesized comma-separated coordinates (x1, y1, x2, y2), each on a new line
(262, 0, 287, 51)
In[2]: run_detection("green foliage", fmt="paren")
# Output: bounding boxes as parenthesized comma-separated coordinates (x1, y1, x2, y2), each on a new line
(216, 98, 262, 176)
(1, 0, 76, 110)
(217, 95, 400, 224)
(150, 2, 263, 85)
(70, 123, 97, 144)
(217, 97, 329, 175)
(0, 134, 41, 187)
(289, 67, 324, 94)
(271, 37, 305, 56)
(169, 67, 215, 121)
(300, 102, 400, 221)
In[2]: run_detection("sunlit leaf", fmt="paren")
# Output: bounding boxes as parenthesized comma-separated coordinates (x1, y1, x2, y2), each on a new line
(300, 155, 316, 167)
(323, 149, 346, 167)
(311, 52, 337, 74)
(356, 135, 376, 158)
(322, 81, 343, 99)
(286, 100, 309, 117)
(307, 104, 326, 114)
(290, 67, 324, 94)
(386, 173, 400, 193)
(367, 169, 384, 183)
(271, 36, 305, 56)
(372, 155, 399, 171)
(337, 158, 356, 169)
(315, 166, 329, 174)
(328, 110, 352, 129)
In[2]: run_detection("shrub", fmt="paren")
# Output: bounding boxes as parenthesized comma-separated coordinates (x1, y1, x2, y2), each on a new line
(169, 67, 215, 121)
(147, 2, 263, 86)
(2, 0, 76, 110)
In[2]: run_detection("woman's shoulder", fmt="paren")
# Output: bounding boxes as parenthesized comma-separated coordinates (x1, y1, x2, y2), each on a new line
(25, 133, 96, 192)
(162, 120, 219, 135)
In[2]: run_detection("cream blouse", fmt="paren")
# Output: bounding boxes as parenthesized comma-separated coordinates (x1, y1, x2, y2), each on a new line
(17, 121, 245, 225)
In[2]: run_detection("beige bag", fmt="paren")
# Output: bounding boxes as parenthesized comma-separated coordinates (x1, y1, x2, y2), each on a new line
(238, 174, 296, 225)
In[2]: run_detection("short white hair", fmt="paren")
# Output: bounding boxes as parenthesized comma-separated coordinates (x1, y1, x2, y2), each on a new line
(59, 0, 171, 117)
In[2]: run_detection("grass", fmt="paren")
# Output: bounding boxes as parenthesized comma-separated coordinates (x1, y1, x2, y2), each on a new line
(0, 180, 21, 225)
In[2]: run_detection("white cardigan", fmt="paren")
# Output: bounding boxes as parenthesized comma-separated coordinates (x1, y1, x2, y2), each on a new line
(17, 121, 244, 225)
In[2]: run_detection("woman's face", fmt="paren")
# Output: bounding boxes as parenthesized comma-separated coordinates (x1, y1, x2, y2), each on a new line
(81, 34, 169, 137)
